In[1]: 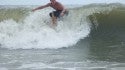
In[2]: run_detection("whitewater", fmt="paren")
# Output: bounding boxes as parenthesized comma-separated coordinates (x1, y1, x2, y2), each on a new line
(0, 5, 92, 49)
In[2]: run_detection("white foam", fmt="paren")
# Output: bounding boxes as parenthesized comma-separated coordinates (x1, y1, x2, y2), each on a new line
(18, 63, 49, 69)
(0, 4, 116, 49)
(0, 8, 91, 49)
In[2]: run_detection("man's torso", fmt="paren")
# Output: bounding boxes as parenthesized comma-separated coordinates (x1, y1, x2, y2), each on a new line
(49, 2, 64, 11)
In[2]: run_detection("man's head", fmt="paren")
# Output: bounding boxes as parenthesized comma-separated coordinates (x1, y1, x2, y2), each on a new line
(50, 0, 56, 5)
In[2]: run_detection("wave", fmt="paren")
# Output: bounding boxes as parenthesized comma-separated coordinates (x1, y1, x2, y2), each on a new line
(88, 3, 125, 42)
(0, 3, 125, 49)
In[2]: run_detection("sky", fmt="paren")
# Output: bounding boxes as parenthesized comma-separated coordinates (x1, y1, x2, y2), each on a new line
(0, 0, 125, 5)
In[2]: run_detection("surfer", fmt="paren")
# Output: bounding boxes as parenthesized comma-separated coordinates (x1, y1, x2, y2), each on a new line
(32, 0, 68, 26)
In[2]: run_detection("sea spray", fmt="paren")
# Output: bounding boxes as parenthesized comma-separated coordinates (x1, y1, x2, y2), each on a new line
(0, 3, 123, 49)
(0, 7, 91, 49)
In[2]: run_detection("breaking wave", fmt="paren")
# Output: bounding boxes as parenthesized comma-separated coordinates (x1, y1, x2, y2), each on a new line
(0, 3, 125, 49)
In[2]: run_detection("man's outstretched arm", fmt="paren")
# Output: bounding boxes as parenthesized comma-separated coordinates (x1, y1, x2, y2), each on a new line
(32, 3, 50, 12)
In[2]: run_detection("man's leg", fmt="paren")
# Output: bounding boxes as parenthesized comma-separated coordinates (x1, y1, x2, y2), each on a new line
(51, 13, 57, 26)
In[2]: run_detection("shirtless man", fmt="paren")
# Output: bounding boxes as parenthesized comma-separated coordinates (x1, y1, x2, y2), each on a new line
(32, 0, 68, 26)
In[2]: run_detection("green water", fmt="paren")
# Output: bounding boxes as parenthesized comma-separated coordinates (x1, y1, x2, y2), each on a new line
(88, 6, 125, 62)
(0, 8, 29, 22)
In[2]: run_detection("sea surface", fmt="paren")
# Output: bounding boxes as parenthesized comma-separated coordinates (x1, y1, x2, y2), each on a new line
(0, 3, 125, 70)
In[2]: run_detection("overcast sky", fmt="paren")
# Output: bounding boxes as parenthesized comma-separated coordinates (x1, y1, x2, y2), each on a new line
(0, 0, 125, 5)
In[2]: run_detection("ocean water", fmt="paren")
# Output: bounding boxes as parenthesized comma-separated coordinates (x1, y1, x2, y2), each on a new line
(0, 3, 125, 70)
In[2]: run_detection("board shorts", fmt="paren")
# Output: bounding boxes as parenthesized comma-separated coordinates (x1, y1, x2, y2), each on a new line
(49, 10, 69, 18)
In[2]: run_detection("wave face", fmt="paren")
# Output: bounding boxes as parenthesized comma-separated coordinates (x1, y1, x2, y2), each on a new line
(85, 3, 125, 62)
(0, 3, 125, 49)
(89, 3, 125, 43)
